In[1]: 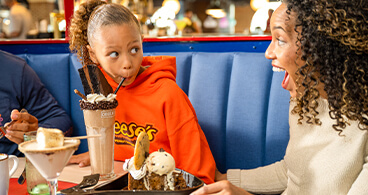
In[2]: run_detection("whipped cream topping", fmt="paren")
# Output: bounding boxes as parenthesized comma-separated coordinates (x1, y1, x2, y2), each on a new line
(123, 157, 147, 180)
(84, 93, 116, 104)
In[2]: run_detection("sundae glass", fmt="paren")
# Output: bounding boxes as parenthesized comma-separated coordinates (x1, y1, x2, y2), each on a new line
(19, 139, 80, 195)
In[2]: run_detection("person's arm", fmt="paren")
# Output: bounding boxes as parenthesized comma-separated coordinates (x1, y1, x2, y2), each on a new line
(0, 32, 20, 39)
(5, 61, 72, 144)
(193, 22, 202, 33)
(8, 32, 21, 38)
(191, 180, 253, 195)
(20, 62, 72, 134)
(215, 168, 227, 181)
(193, 161, 287, 194)
(5, 109, 38, 144)
(68, 151, 90, 167)
(347, 153, 368, 194)
(227, 160, 288, 194)
(8, 13, 22, 38)
(164, 83, 216, 184)
(0, 32, 6, 38)
(169, 117, 216, 184)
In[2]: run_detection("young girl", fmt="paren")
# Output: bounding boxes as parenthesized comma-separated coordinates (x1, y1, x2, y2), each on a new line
(68, 0, 216, 184)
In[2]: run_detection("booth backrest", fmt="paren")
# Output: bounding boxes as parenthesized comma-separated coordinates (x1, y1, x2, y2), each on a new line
(4, 40, 290, 173)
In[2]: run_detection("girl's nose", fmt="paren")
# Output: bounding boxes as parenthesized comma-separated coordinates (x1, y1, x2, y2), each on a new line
(121, 58, 132, 70)
(122, 64, 132, 69)
(265, 42, 275, 60)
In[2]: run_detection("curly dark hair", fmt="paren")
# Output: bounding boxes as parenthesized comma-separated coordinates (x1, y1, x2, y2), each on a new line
(69, 0, 140, 65)
(284, 0, 368, 133)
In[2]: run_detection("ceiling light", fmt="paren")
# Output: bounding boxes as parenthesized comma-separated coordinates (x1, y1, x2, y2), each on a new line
(206, 0, 226, 19)
(250, 0, 269, 11)
(162, 0, 181, 15)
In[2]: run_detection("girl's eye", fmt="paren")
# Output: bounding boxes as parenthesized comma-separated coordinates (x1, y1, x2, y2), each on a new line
(131, 48, 138, 54)
(109, 52, 118, 58)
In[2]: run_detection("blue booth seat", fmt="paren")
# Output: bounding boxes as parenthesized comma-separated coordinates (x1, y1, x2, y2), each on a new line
(14, 50, 290, 173)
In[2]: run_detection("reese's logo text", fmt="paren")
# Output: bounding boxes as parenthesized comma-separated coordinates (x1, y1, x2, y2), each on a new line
(114, 122, 158, 146)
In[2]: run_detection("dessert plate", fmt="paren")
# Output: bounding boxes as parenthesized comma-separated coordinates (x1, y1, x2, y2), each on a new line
(60, 169, 204, 195)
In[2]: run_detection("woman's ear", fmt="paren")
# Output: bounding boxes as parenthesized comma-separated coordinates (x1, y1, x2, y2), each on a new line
(87, 45, 98, 64)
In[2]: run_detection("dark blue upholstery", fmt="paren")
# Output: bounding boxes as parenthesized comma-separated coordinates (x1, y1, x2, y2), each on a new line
(8, 44, 290, 173)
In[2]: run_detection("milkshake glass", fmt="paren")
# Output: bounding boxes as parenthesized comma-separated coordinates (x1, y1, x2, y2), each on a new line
(80, 94, 118, 180)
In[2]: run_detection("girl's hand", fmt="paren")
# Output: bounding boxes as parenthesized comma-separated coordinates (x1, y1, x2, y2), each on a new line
(68, 152, 91, 167)
(190, 180, 253, 195)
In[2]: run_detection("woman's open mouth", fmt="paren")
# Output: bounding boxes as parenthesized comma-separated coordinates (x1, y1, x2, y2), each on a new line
(282, 71, 290, 90)
(272, 65, 289, 90)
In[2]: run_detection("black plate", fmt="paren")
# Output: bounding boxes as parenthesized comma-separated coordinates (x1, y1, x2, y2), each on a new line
(61, 169, 204, 195)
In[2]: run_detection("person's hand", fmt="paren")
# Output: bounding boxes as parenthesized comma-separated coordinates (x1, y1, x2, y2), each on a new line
(190, 180, 253, 195)
(68, 152, 91, 167)
(5, 109, 38, 144)
(215, 168, 227, 181)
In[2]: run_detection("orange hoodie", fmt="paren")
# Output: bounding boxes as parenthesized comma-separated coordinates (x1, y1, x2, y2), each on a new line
(102, 56, 216, 184)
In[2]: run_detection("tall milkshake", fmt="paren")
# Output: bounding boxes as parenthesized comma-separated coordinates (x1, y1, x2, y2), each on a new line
(80, 93, 118, 180)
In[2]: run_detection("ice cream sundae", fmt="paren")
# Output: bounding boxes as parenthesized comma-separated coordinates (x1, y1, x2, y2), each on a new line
(123, 132, 188, 191)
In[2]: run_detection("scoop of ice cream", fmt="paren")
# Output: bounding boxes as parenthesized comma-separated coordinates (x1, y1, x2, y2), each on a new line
(123, 157, 147, 180)
(84, 93, 116, 103)
(36, 127, 64, 148)
(146, 149, 175, 176)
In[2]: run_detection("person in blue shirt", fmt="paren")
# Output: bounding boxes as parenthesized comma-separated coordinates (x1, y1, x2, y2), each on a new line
(0, 50, 72, 156)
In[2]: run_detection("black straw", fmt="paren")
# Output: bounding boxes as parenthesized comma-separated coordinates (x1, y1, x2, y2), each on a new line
(114, 78, 125, 94)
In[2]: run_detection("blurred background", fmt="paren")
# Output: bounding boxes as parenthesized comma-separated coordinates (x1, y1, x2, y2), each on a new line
(0, 0, 281, 39)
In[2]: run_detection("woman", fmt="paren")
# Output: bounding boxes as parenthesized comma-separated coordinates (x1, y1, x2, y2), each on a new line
(192, 0, 368, 194)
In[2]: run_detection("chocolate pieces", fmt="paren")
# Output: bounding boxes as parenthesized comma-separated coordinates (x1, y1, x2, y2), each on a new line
(78, 64, 113, 97)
